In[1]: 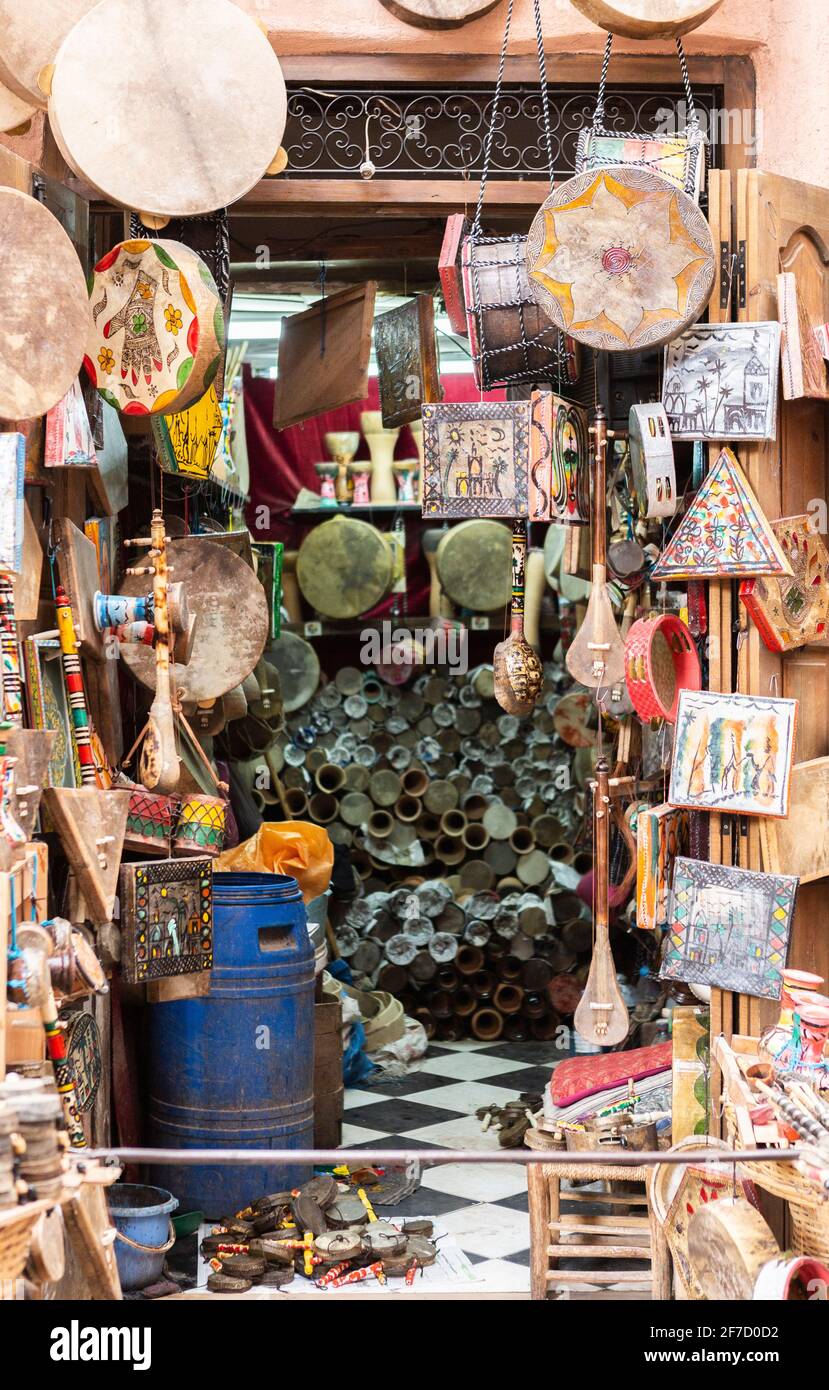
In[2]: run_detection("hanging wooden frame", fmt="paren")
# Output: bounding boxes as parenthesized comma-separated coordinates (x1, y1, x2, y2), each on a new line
(120, 857, 213, 985)
(24, 632, 80, 788)
(421, 399, 531, 518)
(669, 689, 798, 820)
(374, 295, 443, 429)
(740, 515, 829, 653)
(273, 283, 377, 430)
(47, 0, 287, 219)
(778, 271, 829, 401)
(526, 166, 715, 353)
(661, 856, 797, 1000)
(42, 786, 130, 921)
(652, 448, 793, 582)
(438, 214, 471, 337)
(662, 322, 781, 441)
(529, 392, 590, 526)
(629, 403, 677, 520)
(761, 757, 829, 887)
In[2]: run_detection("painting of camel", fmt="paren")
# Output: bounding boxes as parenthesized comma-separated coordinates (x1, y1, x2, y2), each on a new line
(669, 690, 798, 819)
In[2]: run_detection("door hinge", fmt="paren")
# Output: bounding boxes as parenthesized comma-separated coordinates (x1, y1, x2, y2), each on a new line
(736, 240, 747, 309)
(719, 241, 732, 310)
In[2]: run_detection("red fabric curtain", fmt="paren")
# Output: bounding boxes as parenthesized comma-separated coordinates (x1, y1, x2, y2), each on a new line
(242, 369, 505, 620)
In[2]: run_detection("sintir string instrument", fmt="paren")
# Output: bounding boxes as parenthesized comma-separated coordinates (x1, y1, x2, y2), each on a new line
(125, 509, 179, 793)
(574, 755, 630, 1047)
(565, 404, 626, 695)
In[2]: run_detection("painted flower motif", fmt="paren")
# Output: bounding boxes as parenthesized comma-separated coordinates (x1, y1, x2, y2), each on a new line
(137, 280, 153, 301)
(165, 305, 183, 336)
(131, 311, 148, 337)
(531, 173, 708, 347)
(98, 347, 115, 374)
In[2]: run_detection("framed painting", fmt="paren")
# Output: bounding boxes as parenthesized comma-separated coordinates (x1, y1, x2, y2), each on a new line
(421, 399, 531, 518)
(662, 322, 781, 441)
(0, 431, 25, 574)
(44, 376, 98, 467)
(529, 392, 590, 525)
(652, 448, 792, 582)
(661, 856, 796, 1000)
(669, 689, 798, 819)
(120, 857, 214, 985)
(374, 295, 443, 429)
(24, 632, 79, 788)
(636, 802, 689, 932)
(740, 515, 829, 652)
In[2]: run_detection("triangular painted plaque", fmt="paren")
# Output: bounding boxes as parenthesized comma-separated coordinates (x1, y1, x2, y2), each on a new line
(652, 447, 793, 580)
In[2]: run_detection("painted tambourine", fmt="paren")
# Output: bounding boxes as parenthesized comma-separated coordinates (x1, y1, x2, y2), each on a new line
(526, 166, 715, 353)
(85, 239, 223, 416)
(623, 613, 701, 723)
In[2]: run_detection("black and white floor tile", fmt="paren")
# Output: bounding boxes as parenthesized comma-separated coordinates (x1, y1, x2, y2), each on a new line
(343, 1039, 559, 1294)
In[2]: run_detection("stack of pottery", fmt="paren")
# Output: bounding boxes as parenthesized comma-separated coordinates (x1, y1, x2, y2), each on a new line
(758, 968, 829, 1079)
(360, 412, 399, 504)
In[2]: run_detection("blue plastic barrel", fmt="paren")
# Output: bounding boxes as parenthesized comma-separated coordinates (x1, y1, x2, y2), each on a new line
(147, 872, 314, 1217)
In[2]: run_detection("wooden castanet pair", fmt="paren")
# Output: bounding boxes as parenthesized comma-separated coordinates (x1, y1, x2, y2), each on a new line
(45, 0, 287, 220)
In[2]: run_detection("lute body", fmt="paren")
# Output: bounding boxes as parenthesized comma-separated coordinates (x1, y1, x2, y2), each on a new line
(573, 757, 630, 1047)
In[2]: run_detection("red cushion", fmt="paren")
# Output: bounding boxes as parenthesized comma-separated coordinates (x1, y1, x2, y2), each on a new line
(550, 1042, 673, 1108)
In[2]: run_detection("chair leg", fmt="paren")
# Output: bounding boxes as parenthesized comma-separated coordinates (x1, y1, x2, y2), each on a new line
(528, 1163, 550, 1300)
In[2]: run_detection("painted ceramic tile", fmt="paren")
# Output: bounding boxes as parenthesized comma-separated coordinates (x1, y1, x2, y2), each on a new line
(740, 515, 829, 652)
(651, 447, 793, 581)
(636, 802, 689, 932)
(44, 377, 98, 467)
(0, 432, 25, 574)
(661, 856, 796, 999)
(663, 322, 781, 441)
(629, 403, 677, 520)
(120, 857, 214, 984)
(421, 400, 531, 518)
(670, 689, 797, 819)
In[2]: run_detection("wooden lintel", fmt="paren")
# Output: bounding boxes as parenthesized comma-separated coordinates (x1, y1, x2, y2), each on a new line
(236, 178, 549, 217)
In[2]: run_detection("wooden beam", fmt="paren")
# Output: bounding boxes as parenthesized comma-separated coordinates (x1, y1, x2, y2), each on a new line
(237, 177, 549, 216)
(280, 53, 728, 85)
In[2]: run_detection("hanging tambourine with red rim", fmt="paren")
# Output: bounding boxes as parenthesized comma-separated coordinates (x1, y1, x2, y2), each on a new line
(623, 613, 701, 723)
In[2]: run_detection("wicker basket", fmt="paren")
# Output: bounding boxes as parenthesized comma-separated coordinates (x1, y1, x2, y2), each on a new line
(737, 1157, 829, 1263)
(0, 1200, 52, 1280)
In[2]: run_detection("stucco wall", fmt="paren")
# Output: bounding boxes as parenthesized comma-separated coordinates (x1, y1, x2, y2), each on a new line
(241, 0, 829, 188)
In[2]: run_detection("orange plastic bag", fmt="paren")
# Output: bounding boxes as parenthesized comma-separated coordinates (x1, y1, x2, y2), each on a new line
(214, 821, 333, 904)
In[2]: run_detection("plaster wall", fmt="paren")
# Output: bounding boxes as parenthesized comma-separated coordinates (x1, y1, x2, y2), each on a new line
(241, 0, 829, 188)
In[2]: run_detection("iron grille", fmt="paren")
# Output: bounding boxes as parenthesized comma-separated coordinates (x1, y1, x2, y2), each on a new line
(283, 83, 723, 181)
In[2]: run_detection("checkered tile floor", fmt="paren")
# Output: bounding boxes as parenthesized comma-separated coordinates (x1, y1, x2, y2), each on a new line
(343, 1040, 559, 1294)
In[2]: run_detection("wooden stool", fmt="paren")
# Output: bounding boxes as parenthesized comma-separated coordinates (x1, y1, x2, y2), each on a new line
(526, 1130, 671, 1300)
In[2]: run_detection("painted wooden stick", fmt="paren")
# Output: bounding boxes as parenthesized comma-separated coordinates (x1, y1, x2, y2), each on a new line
(127, 511, 179, 793)
(54, 583, 98, 786)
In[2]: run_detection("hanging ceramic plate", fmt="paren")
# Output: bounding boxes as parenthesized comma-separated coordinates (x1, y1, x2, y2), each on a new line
(526, 165, 715, 353)
(569, 0, 724, 39)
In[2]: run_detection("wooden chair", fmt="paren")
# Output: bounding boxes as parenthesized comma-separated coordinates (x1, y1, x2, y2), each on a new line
(526, 1131, 672, 1300)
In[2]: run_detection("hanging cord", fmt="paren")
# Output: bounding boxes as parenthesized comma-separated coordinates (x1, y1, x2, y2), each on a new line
(471, 0, 515, 238)
(532, 0, 555, 195)
(674, 38, 698, 129)
(593, 33, 699, 140)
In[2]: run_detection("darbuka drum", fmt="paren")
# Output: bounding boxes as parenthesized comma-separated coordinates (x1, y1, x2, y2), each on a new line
(297, 516, 394, 620)
(85, 240, 224, 416)
(117, 539, 269, 703)
(569, 0, 724, 39)
(436, 520, 512, 612)
(526, 166, 715, 353)
(48, 0, 287, 218)
(172, 795, 227, 857)
(0, 187, 90, 419)
(0, 2, 98, 107)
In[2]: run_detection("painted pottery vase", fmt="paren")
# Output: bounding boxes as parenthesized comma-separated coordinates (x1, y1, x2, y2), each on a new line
(361, 411, 400, 504)
(348, 463, 372, 506)
(324, 431, 359, 504)
(774, 1001, 829, 1080)
(314, 462, 338, 507)
(393, 459, 419, 504)
(758, 968, 825, 1065)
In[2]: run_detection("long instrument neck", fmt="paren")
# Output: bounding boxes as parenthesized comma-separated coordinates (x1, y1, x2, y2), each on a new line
(594, 756, 610, 938)
(592, 404, 607, 571)
(509, 518, 527, 639)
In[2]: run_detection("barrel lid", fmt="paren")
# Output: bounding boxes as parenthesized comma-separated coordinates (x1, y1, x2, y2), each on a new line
(213, 871, 303, 903)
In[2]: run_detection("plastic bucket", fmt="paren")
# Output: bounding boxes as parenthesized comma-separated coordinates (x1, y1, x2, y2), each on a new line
(108, 1182, 179, 1291)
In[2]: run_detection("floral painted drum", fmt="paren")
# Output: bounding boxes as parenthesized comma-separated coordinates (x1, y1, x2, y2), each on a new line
(526, 165, 715, 353)
(85, 240, 224, 416)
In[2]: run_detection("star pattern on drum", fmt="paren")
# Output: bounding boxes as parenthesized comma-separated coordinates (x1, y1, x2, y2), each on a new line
(530, 172, 710, 348)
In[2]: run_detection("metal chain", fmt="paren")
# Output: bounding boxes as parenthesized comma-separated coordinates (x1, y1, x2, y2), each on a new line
(532, 0, 555, 193)
(471, 0, 514, 237)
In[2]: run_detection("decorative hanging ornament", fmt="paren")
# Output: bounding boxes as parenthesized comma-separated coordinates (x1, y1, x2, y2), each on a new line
(526, 165, 715, 353)
(629, 403, 677, 519)
(568, 0, 724, 39)
(652, 447, 793, 581)
(623, 612, 701, 724)
(740, 515, 829, 653)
